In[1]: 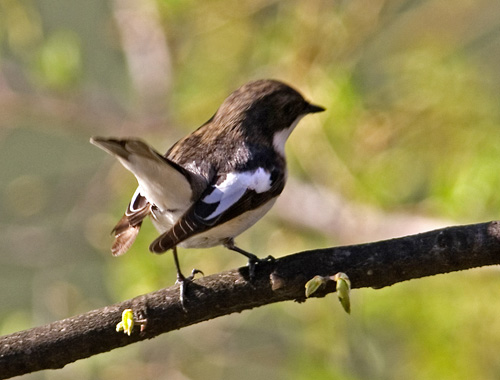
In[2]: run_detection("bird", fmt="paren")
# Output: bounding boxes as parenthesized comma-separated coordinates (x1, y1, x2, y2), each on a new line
(91, 79, 324, 302)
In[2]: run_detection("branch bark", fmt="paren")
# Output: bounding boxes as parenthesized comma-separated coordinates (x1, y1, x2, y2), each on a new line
(2, 221, 500, 378)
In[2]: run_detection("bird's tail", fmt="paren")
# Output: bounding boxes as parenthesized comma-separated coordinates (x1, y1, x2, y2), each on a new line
(90, 137, 197, 213)
(110, 189, 152, 256)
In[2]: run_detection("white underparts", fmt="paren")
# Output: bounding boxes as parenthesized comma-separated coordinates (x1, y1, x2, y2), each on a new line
(179, 198, 277, 249)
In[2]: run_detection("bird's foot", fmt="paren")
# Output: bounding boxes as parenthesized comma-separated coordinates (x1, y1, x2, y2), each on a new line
(223, 238, 275, 281)
(247, 255, 275, 281)
(176, 268, 204, 311)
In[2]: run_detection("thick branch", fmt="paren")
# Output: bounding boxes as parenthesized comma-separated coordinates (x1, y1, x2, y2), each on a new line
(2, 221, 500, 378)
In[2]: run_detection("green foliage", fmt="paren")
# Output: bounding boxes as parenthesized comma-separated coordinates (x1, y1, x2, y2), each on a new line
(35, 30, 82, 90)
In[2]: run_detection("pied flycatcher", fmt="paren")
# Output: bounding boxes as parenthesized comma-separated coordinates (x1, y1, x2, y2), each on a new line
(91, 79, 324, 295)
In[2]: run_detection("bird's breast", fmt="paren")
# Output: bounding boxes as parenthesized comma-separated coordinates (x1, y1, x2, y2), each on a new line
(179, 198, 277, 249)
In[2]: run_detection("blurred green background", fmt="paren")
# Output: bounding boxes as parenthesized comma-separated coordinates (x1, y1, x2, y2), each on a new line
(2, 0, 500, 379)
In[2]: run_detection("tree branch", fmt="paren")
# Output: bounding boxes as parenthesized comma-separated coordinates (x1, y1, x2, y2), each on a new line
(2, 221, 500, 378)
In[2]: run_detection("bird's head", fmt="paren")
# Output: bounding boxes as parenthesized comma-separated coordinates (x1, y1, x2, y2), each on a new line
(215, 79, 324, 153)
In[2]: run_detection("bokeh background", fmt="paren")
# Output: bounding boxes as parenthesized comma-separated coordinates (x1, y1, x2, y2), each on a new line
(2, 0, 500, 379)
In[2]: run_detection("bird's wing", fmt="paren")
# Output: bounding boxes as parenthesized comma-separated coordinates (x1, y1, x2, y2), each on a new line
(90, 137, 205, 212)
(111, 188, 151, 256)
(149, 167, 285, 253)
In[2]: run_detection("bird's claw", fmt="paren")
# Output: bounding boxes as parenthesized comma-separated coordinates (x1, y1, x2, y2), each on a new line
(248, 255, 275, 280)
(176, 268, 204, 311)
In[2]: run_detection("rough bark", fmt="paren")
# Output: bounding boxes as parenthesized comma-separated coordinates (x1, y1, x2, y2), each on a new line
(2, 221, 500, 379)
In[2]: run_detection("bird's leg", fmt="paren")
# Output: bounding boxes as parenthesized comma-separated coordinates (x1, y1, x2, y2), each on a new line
(172, 246, 203, 309)
(223, 238, 275, 280)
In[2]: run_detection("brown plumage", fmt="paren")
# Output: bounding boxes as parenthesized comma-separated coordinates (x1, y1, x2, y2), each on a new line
(91, 79, 324, 285)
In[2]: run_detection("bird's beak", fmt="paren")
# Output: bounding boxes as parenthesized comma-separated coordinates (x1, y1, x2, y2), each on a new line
(306, 103, 325, 114)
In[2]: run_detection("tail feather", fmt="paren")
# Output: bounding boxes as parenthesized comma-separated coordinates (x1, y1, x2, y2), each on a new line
(112, 223, 141, 256)
(111, 190, 151, 256)
(90, 136, 203, 213)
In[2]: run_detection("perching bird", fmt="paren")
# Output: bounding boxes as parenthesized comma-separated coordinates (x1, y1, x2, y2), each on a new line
(91, 79, 324, 300)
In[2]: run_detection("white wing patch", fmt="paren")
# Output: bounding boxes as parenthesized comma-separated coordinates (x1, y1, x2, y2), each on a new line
(201, 168, 272, 220)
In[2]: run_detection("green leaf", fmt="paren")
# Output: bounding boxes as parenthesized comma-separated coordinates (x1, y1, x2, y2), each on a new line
(333, 272, 351, 314)
(305, 275, 329, 297)
(116, 309, 134, 336)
